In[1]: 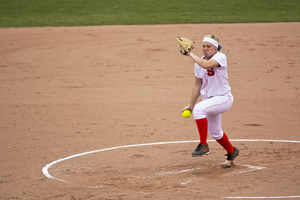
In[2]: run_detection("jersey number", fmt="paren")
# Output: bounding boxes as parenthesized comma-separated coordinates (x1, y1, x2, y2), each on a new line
(207, 68, 215, 76)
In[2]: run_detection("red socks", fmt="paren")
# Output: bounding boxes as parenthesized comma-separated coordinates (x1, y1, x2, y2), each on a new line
(217, 132, 234, 154)
(196, 119, 234, 154)
(195, 118, 208, 145)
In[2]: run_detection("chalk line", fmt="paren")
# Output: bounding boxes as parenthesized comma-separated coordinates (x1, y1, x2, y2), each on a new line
(42, 139, 300, 199)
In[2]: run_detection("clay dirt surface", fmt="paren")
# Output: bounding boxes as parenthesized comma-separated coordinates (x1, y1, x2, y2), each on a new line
(0, 23, 299, 199)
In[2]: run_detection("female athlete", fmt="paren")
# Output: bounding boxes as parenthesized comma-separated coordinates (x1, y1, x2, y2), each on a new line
(182, 34, 239, 168)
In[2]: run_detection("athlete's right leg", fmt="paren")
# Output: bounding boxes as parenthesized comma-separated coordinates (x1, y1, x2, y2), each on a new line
(192, 96, 208, 146)
(192, 97, 209, 157)
(195, 118, 208, 145)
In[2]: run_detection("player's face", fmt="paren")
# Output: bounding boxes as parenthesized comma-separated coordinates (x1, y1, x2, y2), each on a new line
(202, 42, 217, 59)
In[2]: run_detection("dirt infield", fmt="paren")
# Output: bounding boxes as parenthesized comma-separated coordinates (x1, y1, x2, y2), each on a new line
(0, 23, 299, 199)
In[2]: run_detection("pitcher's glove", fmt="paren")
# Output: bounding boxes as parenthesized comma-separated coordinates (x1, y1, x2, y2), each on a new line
(176, 37, 194, 55)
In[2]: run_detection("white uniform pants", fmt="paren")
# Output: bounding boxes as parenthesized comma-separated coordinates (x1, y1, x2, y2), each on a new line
(193, 94, 233, 140)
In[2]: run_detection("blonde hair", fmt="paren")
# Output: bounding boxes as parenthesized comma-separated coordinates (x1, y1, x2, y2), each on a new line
(205, 34, 229, 55)
(205, 34, 220, 45)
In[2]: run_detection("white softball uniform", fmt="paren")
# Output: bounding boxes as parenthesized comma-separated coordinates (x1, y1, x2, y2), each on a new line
(192, 52, 233, 140)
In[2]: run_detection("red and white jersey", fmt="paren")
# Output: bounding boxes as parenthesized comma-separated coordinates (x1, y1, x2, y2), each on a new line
(194, 52, 232, 98)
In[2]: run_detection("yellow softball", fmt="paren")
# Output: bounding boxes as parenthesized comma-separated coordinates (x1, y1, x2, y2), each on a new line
(182, 110, 191, 118)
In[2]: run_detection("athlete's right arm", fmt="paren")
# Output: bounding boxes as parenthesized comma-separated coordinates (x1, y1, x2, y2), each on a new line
(182, 77, 202, 112)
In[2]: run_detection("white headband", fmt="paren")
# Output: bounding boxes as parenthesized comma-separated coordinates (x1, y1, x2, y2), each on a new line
(202, 37, 218, 48)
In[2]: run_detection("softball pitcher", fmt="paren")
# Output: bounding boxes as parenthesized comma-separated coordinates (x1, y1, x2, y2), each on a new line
(177, 34, 239, 168)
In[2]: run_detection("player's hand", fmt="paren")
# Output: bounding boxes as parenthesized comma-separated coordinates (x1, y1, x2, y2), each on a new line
(182, 105, 193, 113)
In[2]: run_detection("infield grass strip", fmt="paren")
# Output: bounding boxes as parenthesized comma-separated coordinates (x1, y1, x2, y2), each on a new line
(0, 0, 299, 27)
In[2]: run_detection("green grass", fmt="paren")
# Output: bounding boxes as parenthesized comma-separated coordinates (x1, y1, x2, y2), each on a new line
(0, 0, 299, 27)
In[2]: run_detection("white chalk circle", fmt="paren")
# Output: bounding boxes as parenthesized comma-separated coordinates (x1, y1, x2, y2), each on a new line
(42, 139, 300, 199)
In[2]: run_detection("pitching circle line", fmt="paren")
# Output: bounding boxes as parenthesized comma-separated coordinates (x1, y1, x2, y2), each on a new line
(42, 139, 300, 199)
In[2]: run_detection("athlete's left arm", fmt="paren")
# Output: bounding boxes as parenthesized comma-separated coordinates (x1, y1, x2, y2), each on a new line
(187, 52, 219, 69)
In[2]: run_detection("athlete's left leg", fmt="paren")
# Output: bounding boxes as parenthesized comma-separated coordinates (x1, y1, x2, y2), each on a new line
(207, 113, 239, 168)
(203, 95, 234, 154)
(207, 113, 234, 154)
